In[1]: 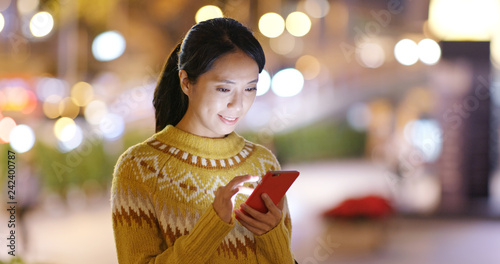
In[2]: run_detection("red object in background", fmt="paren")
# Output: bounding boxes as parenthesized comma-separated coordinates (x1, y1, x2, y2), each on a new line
(323, 195, 393, 219)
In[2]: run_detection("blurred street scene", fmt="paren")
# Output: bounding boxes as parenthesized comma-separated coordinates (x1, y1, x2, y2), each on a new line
(1, 0, 500, 263)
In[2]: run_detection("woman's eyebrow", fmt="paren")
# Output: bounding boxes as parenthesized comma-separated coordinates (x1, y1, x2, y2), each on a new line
(217, 79, 259, 84)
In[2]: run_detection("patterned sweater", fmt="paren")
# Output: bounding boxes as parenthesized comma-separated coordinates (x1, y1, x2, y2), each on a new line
(111, 125, 294, 263)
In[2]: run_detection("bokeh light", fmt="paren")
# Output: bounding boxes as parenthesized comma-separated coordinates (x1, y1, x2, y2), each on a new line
(271, 68, 304, 97)
(259, 12, 285, 38)
(304, 0, 330, 18)
(92, 31, 126, 61)
(0, 0, 11, 12)
(394, 39, 419, 66)
(59, 97, 80, 119)
(286, 11, 311, 37)
(357, 42, 386, 68)
(295, 55, 321, 80)
(0, 117, 16, 143)
(256, 70, 271, 96)
(43, 94, 62, 119)
(21, 90, 38, 114)
(54, 117, 76, 142)
(18, 0, 38, 14)
(404, 119, 442, 162)
(9, 124, 35, 153)
(347, 103, 371, 132)
(100, 113, 125, 140)
(71, 81, 94, 107)
(428, 0, 500, 41)
(418, 38, 441, 65)
(0, 12, 5, 33)
(269, 33, 295, 55)
(59, 123, 83, 152)
(195, 5, 223, 23)
(84, 100, 108, 125)
(30, 11, 54, 38)
(36, 77, 68, 101)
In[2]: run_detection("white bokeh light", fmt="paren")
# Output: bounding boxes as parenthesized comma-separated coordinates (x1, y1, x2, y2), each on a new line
(9, 125, 35, 153)
(271, 68, 304, 97)
(394, 39, 419, 66)
(418, 39, 441, 65)
(92, 31, 126, 61)
(0, 13, 5, 33)
(29, 11, 54, 38)
(357, 42, 386, 68)
(59, 124, 83, 152)
(304, 0, 330, 18)
(84, 100, 108, 125)
(285, 12, 311, 37)
(257, 70, 271, 96)
(404, 119, 442, 162)
(99, 113, 125, 140)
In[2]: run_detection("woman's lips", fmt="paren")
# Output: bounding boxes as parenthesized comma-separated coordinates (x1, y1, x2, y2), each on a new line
(219, 115, 238, 125)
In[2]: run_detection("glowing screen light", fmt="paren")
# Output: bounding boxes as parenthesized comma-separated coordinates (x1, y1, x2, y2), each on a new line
(256, 70, 271, 96)
(394, 39, 419, 66)
(259, 13, 285, 38)
(271, 68, 304, 97)
(92, 31, 126, 61)
(195, 5, 223, 23)
(286, 12, 311, 37)
(9, 125, 35, 153)
(418, 39, 441, 65)
(30, 11, 54, 38)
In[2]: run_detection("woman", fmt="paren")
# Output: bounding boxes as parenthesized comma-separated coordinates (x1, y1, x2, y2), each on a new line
(111, 18, 294, 263)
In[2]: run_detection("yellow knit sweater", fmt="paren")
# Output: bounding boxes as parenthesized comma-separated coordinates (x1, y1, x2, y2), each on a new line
(111, 125, 294, 263)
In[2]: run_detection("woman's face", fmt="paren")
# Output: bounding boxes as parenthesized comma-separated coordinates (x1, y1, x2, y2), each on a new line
(177, 50, 259, 138)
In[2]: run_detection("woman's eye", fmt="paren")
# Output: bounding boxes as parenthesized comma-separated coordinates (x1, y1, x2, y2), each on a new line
(217, 88, 230, 92)
(246, 87, 257, 92)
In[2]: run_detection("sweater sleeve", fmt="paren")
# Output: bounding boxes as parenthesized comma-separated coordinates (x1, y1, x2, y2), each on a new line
(254, 197, 295, 264)
(111, 150, 233, 264)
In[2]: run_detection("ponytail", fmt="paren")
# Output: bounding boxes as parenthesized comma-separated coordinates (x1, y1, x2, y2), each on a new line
(153, 43, 188, 132)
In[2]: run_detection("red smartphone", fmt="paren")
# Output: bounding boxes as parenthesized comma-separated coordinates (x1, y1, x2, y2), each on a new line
(243, 170, 300, 214)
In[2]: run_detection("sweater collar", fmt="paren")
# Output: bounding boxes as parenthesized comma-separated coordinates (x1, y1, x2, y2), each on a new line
(153, 125, 246, 159)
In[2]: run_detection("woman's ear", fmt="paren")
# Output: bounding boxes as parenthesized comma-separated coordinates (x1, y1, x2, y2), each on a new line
(179, 70, 191, 96)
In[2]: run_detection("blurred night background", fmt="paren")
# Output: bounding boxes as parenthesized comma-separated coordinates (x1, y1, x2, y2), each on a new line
(1, 0, 500, 263)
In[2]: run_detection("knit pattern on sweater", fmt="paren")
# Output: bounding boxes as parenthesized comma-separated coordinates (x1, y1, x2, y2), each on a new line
(111, 125, 293, 264)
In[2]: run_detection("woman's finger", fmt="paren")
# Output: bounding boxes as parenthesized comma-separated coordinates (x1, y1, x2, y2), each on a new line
(262, 193, 282, 217)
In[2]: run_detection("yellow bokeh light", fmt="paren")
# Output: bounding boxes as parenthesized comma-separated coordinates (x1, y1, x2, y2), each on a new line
(0, 13, 5, 33)
(84, 100, 108, 125)
(54, 117, 76, 142)
(43, 94, 62, 119)
(270, 33, 295, 55)
(195, 5, 223, 23)
(71, 81, 94, 107)
(59, 97, 80, 119)
(30, 11, 54, 38)
(428, 0, 500, 41)
(286, 12, 311, 37)
(259, 12, 285, 38)
(295, 55, 321, 80)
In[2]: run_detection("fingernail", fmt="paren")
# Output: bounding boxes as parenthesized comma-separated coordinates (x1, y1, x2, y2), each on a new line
(262, 193, 268, 198)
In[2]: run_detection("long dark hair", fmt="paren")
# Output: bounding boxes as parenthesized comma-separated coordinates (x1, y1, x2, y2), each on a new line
(153, 18, 266, 132)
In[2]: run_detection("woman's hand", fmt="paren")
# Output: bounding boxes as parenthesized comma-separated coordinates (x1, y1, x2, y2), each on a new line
(235, 193, 284, 236)
(213, 175, 258, 224)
